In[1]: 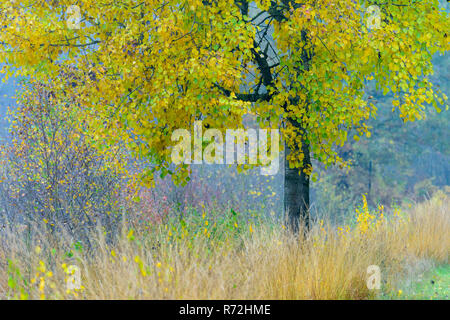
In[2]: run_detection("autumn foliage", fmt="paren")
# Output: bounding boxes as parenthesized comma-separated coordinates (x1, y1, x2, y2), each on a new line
(0, 0, 448, 184)
(0, 82, 128, 240)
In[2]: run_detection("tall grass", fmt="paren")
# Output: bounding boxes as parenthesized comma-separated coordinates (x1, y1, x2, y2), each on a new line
(0, 192, 448, 300)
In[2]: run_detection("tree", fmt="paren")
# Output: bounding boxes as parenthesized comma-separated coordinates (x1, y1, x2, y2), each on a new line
(313, 48, 450, 217)
(0, 81, 128, 243)
(0, 0, 448, 231)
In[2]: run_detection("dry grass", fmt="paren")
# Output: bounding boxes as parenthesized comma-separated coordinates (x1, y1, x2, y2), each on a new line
(0, 192, 448, 300)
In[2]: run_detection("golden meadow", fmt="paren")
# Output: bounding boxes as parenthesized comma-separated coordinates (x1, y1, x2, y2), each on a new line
(0, 191, 448, 300)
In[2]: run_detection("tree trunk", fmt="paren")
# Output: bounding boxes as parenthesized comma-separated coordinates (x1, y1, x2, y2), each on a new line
(284, 118, 311, 233)
(284, 29, 312, 233)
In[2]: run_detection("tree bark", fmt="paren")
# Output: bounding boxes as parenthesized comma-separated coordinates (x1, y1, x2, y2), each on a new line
(284, 118, 311, 233)
(284, 28, 312, 233)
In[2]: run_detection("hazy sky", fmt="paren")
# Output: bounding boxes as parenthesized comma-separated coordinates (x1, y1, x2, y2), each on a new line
(0, 73, 19, 139)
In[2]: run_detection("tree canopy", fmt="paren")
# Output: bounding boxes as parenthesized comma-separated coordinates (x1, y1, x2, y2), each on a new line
(0, 0, 448, 186)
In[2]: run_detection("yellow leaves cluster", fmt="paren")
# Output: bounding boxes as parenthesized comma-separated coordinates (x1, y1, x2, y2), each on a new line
(0, 0, 447, 181)
(355, 194, 385, 235)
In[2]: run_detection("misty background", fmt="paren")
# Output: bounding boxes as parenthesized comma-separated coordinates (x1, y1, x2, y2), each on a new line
(0, 52, 448, 224)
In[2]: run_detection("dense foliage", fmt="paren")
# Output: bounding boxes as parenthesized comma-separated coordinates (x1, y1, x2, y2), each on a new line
(0, 0, 448, 186)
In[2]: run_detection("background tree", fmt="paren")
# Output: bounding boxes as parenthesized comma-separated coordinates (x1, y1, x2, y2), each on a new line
(0, 0, 448, 231)
(313, 48, 450, 218)
(0, 82, 129, 244)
